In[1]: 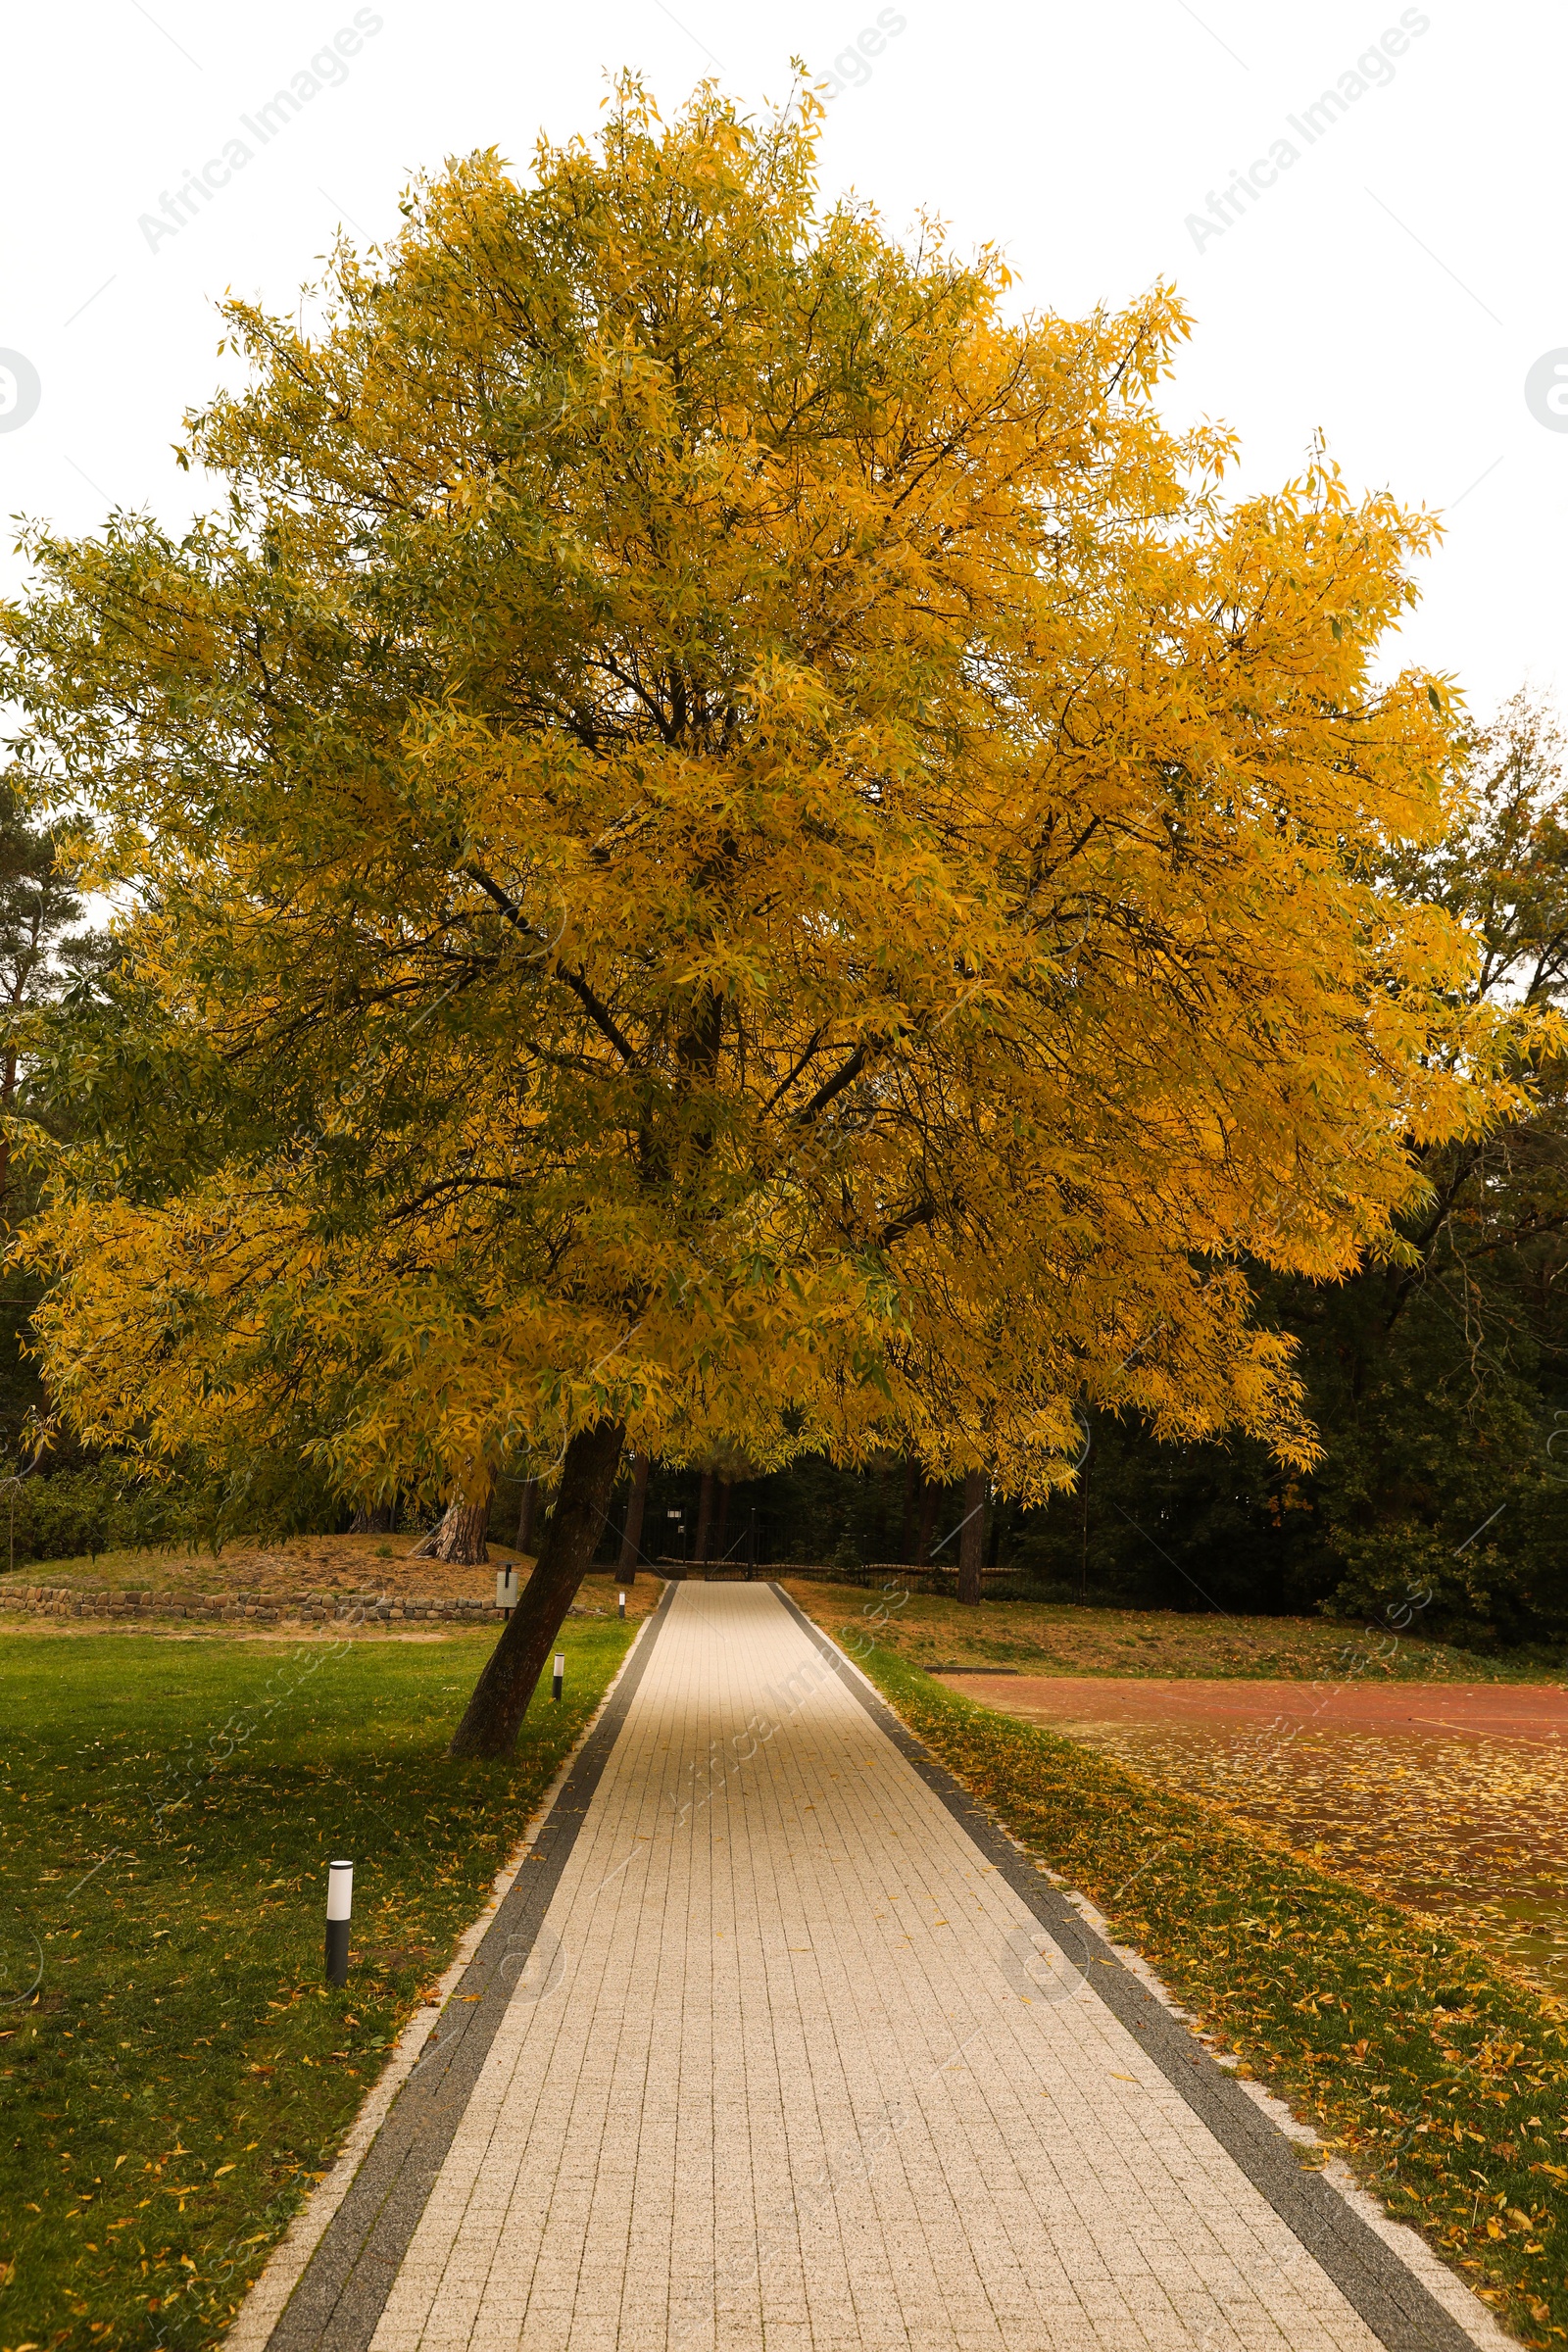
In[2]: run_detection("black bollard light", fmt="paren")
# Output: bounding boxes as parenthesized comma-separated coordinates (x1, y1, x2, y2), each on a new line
(552, 1651, 564, 1701)
(617, 1590, 626, 1620)
(325, 1858, 353, 1987)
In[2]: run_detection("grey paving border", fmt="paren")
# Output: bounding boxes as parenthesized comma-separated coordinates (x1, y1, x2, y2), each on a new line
(263, 1582, 678, 2352)
(770, 1587, 1486, 2352)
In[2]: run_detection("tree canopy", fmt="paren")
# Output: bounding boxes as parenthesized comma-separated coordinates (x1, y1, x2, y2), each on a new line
(0, 80, 1533, 1742)
(1019, 693, 1568, 1643)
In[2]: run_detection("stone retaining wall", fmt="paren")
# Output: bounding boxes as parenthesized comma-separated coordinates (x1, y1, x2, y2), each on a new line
(0, 1581, 509, 1627)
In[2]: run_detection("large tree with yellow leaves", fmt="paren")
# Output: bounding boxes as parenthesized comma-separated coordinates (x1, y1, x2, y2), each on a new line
(1, 82, 1519, 1752)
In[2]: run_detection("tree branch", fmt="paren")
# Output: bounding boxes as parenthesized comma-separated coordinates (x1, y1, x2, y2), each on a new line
(791, 1041, 868, 1126)
(464, 862, 639, 1067)
(762, 1026, 827, 1115)
(877, 1195, 940, 1250)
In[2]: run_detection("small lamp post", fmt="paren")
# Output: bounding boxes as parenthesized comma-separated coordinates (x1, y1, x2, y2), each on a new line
(325, 1859, 353, 1987)
(552, 1651, 564, 1701)
(496, 1565, 518, 1613)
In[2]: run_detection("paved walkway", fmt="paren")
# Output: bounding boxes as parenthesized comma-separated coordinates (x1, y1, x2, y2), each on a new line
(260, 1584, 1505, 2352)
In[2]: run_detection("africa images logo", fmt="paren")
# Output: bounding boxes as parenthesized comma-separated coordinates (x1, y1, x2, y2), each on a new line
(1524, 352, 1568, 434)
(1185, 9, 1431, 254)
(0, 350, 41, 432)
(137, 9, 383, 253)
(819, 8, 906, 101)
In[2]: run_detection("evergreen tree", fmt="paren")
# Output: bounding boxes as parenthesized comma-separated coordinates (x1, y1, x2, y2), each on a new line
(0, 784, 91, 1454)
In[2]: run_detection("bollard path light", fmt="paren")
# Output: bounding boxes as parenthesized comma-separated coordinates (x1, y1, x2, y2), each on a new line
(617, 1590, 626, 1620)
(325, 1859, 353, 1987)
(552, 1651, 565, 1701)
(496, 1565, 518, 1613)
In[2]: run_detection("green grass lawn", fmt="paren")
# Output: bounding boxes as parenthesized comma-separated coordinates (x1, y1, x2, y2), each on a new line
(0, 1618, 634, 2352)
(825, 1623, 1568, 2351)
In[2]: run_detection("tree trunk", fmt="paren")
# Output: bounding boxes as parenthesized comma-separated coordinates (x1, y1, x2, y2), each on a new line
(412, 1491, 491, 1564)
(914, 1478, 941, 1567)
(713, 1478, 731, 1564)
(0, 1049, 15, 1222)
(956, 1468, 986, 1606)
(515, 1477, 538, 1554)
(694, 1468, 716, 1564)
(618, 1450, 650, 1582)
(900, 1453, 920, 1563)
(350, 1500, 396, 1535)
(449, 1420, 626, 1759)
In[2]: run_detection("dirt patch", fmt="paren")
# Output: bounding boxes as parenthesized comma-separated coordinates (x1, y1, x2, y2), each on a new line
(937, 1670, 1568, 1991)
(933, 1672, 1568, 1745)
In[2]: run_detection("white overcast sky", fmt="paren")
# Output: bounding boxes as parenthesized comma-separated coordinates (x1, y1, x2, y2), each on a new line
(1, 0, 1560, 721)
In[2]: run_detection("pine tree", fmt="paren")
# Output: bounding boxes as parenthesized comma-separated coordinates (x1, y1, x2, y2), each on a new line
(0, 785, 92, 1453)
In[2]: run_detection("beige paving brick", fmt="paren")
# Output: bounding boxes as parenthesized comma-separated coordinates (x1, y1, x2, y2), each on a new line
(365, 1585, 1484, 2352)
